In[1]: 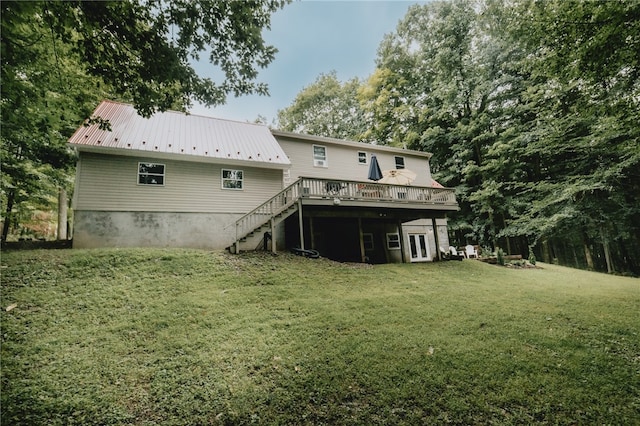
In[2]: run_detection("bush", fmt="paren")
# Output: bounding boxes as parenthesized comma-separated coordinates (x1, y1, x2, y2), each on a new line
(496, 248, 505, 266)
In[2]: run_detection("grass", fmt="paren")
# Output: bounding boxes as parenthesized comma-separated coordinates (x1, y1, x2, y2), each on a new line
(1, 248, 638, 425)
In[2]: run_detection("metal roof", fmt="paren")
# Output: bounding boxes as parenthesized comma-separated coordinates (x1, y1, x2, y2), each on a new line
(68, 100, 290, 168)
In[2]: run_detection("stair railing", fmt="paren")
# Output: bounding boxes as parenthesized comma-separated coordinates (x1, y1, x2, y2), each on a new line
(235, 178, 303, 246)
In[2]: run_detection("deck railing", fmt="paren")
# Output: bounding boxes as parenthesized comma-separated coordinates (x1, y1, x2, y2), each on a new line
(298, 177, 457, 205)
(234, 177, 457, 248)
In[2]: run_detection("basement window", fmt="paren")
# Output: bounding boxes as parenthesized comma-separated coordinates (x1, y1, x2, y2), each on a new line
(386, 233, 401, 250)
(222, 169, 244, 190)
(138, 162, 165, 185)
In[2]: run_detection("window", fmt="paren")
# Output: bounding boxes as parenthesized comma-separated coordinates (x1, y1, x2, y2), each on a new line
(363, 233, 374, 251)
(395, 156, 405, 169)
(386, 233, 401, 250)
(138, 162, 165, 185)
(222, 169, 243, 190)
(313, 145, 327, 167)
(358, 151, 367, 165)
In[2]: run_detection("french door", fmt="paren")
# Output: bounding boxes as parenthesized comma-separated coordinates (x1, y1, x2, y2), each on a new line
(408, 233, 430, 262)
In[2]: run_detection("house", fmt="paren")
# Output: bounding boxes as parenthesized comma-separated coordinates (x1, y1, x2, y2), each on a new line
(68, 100, 458, 263)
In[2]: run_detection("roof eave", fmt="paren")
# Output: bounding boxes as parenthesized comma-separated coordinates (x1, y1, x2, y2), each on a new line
(271, 129, 433, 159)
(70, 144, 292, 170)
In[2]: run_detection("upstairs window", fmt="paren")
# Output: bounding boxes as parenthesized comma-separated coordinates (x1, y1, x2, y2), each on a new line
(138, 162, 165, 185)
(313, 145, 328, 167)
(222, 169, 243, 190)
(395, 156, 405, 169)
(358, 151, 367, 165)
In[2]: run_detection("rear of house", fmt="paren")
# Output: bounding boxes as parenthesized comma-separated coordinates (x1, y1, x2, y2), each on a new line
(69, 101, 290, 249)
(69, 101, 458, 263)
(271, 131, 457, 263)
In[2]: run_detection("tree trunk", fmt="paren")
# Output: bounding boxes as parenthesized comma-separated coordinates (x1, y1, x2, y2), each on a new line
(57, 188, 68, 240)
(601, 226, 614, 274)
(2, 189, 15, 242)
(541, 238, 551, 263)
(582, 233, 594, 271)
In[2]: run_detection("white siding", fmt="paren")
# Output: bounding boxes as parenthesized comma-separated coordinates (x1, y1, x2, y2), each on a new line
(75, 152, 283, 213)
(276, 136, 433, 186)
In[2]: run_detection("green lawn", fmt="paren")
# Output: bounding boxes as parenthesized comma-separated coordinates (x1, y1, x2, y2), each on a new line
(1, 248, 638, 425)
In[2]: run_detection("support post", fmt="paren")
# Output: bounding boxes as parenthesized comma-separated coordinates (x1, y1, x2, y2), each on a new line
(297, 198, 305, 250)
(432, 218, 441, 261)
(57, 188, 68, 240)
(270, 218, 276, 253)
(309, 216, 315, 250)
(358, 218, 366, 263)
(234, 222, 240, 254)
(397, 220, 406, 263)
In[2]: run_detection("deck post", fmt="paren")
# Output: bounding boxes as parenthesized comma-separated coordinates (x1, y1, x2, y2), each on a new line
(309, 216, 315, 250)
(234, 222, 239, 254)
(432, 217, 441, 261)
(397, 220, 406, 263)
(297, 198, 305, 250)
(358, 218, 366, 263)
(270, 217, 276, 253)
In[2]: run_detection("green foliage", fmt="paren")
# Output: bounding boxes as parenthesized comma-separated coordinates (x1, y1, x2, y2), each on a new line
(2, 249, 639, 424)
(278, 0, 640, 274)
(277, 71, 369, 141)
(1, 0, 289, 240)
(528, 247, 537, 266)
(496, 247, 505, 266)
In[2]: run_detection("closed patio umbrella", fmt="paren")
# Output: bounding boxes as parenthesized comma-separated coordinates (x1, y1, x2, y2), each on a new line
(368, 154, 383, 181)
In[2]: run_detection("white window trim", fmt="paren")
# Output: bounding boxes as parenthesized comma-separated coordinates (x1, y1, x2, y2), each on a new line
(221, 168, 244, 190)
(137, 162, 165, 186)
(386, 233, 401, 250)
(407, 233, 431, 262)
(394, 156, 406, 170)
(358, 151, 368, 165)
(313, 144, 328, 168)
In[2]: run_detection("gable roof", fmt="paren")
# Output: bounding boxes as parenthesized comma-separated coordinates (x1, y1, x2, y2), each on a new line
(68, 100, 290, 169)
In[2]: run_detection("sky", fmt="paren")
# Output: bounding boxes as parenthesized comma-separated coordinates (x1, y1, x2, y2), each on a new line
(191, 0, 425, 124)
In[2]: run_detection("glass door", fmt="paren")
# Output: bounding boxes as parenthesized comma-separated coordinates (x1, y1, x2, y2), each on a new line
(408, 234, 430, 262)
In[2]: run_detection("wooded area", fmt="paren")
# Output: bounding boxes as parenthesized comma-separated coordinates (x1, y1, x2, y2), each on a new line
(278, 0, 640, 275)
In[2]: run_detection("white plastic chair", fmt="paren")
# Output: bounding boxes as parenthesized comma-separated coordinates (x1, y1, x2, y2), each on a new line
(465, 245, 478, 258)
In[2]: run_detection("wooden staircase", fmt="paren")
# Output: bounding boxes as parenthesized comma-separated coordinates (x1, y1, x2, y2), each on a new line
(231, 179, 302, 253)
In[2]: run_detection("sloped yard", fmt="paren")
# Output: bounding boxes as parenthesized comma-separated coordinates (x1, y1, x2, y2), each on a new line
(1, 248, 638, 425)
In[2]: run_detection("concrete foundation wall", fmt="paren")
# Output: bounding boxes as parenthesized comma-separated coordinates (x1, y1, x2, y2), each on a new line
(73, 211, 240, 249)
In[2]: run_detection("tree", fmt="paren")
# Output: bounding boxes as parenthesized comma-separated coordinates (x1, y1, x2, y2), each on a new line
(500, 0, 640, 272)
(277, 71, 369, 141)
(1, 0, 289, 241)
(278, 0, 639, 273)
